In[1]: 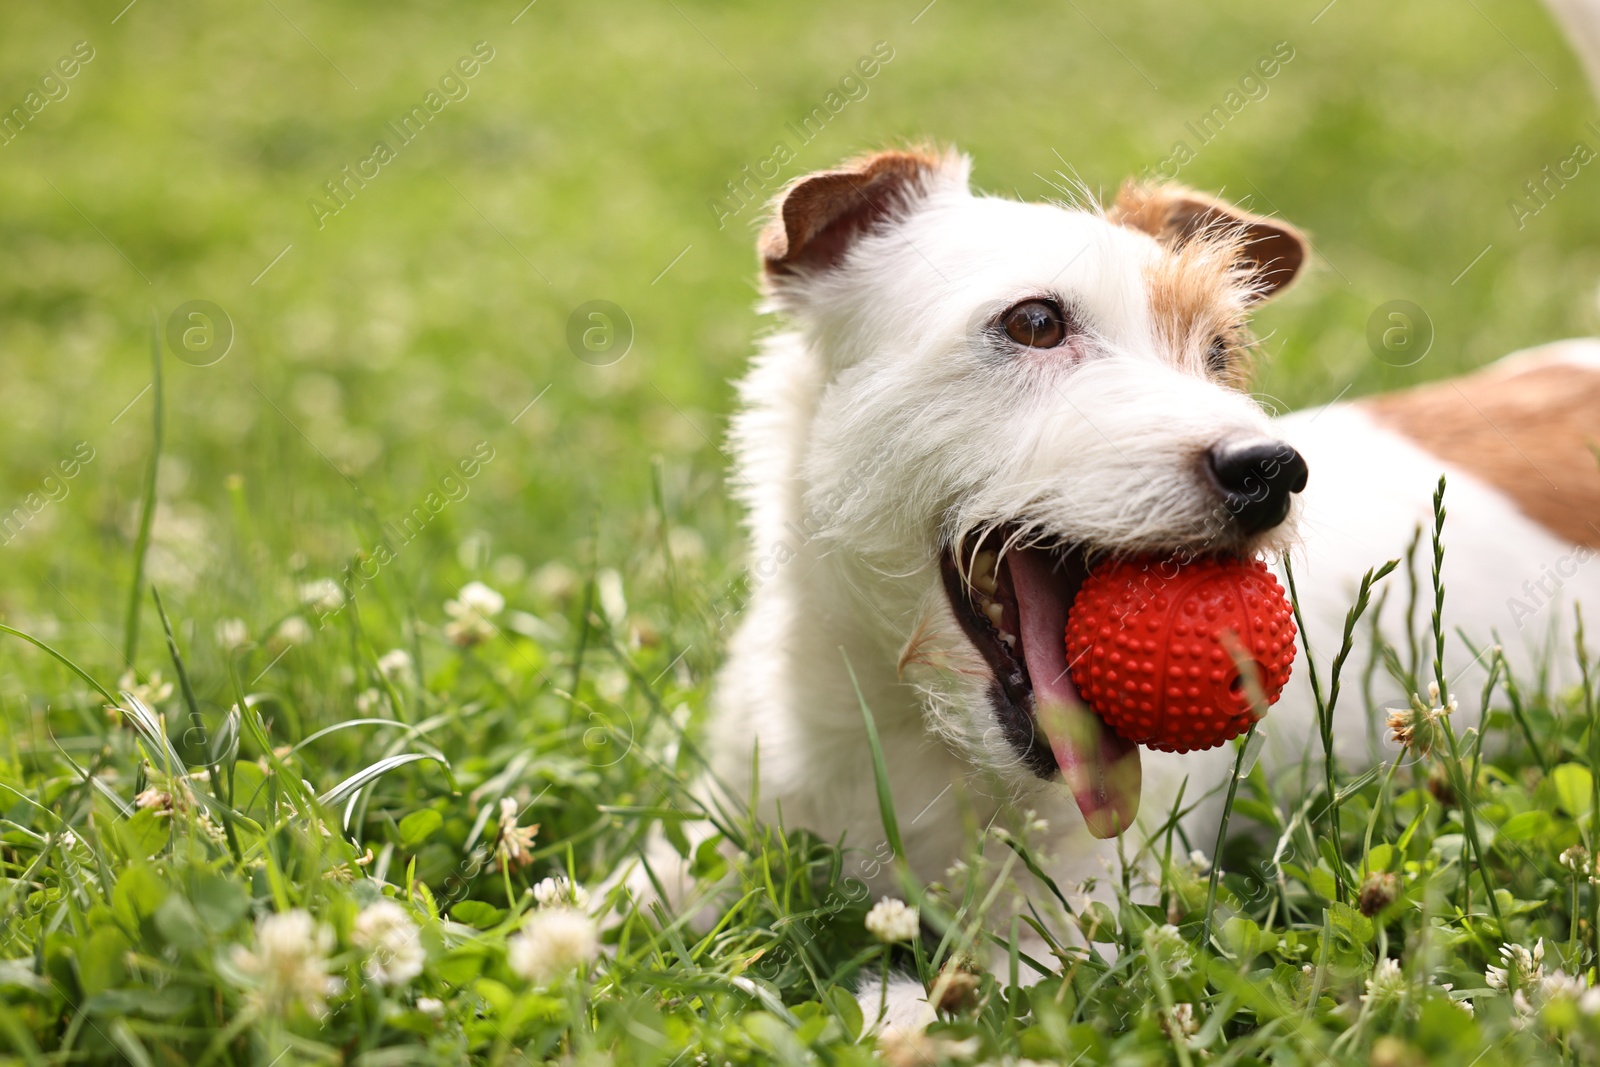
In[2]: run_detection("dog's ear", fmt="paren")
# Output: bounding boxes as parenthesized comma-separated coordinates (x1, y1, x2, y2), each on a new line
(1111, 183, 1307, 302)
(760, 148, 965, 280)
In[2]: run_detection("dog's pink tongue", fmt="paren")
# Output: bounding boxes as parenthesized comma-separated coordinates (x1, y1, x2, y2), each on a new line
(1008, 547, 1142, 839)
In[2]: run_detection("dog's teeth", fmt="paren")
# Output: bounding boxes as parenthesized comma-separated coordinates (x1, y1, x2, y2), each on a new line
(973, 551, 998, 593)
(999, 632, 1016, 648)
(984, 601, 1004, 626)
(974, 572, 998, 595)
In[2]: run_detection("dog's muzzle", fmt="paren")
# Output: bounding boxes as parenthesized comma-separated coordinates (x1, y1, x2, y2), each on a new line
(1204, 437, 1309, 535)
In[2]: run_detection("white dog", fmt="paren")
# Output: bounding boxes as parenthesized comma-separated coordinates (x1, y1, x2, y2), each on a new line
(673, 143, 1600, 1022)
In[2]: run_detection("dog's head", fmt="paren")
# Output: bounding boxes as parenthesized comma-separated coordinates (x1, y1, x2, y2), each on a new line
(757, 148, 1309, 837)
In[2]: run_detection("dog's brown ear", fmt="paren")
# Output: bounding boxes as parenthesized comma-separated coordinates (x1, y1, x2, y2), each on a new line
(761, 149, 962, 279)
(1111, 183, 1308, 302)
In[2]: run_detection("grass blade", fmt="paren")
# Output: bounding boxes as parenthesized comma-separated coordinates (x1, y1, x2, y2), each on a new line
(151, 586, 241, 860)
(840, 649, 910, 895)
(318, 752, 447, 809)
(1427, 476, 1501, 923)
(122, 316, 163, 665)
(118, 692, 184, 778)
(1202, 725, 1254, 950)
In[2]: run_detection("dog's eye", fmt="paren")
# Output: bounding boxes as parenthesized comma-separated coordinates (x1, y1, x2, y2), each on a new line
(1000, 299, 1069, 348)
(1206, 336, 1231, 376)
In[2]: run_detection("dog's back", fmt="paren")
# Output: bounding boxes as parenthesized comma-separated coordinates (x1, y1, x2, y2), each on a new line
(1263, 341, 1600, 780)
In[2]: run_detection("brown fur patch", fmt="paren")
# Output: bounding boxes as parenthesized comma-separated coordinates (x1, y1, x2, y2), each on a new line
(1111, 182, 1308, 385)
(1139, 233, 1256, 385)
(1110, 181, 1308, 301)
(1364, 352, 1600, 547)
(760, 147, 950, 278)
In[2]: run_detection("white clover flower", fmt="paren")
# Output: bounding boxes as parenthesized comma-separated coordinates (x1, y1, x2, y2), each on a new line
(1486, 939, 1544, 991)
(1362, 957, 1406, 1005)
(1485, 941, 1595, 1022)
(1384, 689, 1456, 756)
(1540, 970, 1589, 1004)
(495, 797, 539, 872)
(1188, 849, 1211, 874)
(301, 578, 345, 613)
(377, 648, 414, 683)
(215, 617, 250, 650)
(1167, 1002, 1198, 1038)
(417, 996, 444, 1015)
(451, 581, 505, 618)
(532, 876, 591, 911)
(865, 898, 919, 943)
(276, 616, 313, 646)
(445, 581, 504, 646)
(355, 688, 384, 715)
(441, 617, 489, 643)
(533, 561, 579, 601)
(134, 788, 175, 816)
(1560, 845, 1599, 885)
(230, 910, 342, 1017)
(506, 907, 599, 984)
(352, 900, 425, 986)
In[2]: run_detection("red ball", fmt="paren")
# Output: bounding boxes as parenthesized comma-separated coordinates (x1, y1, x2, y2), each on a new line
(1064, 556, 1297, 753)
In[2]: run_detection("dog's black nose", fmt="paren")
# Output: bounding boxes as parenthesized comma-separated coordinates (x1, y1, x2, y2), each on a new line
(1204, 437, 1308, 535)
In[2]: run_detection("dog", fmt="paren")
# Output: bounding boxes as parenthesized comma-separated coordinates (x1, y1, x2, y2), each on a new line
(664, 142, 1600, 1025)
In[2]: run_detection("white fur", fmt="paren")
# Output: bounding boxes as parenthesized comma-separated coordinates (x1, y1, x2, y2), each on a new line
(710, 168, 1295, 902)
(641, 161, 1600, 1009)
(1275, 382, 1600, 769)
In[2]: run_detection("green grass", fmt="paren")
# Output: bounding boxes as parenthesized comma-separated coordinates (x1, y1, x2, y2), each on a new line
(4, 0, 1600, 1062)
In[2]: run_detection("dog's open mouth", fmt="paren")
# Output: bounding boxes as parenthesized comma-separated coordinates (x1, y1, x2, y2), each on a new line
(940, 529, 1142, 838)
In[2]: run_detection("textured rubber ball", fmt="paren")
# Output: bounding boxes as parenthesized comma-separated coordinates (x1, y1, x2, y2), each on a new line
(1064, 555, 1297, 753)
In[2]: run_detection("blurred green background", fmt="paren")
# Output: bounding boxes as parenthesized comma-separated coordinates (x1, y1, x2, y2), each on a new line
(1, 0, 1597, 676)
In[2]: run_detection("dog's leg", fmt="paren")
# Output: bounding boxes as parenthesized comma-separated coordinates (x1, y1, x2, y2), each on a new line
(858, 973, 936, 1036)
